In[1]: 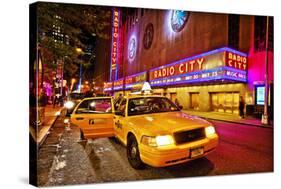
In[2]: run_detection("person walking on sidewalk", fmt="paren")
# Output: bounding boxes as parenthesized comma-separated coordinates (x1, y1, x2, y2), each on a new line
(239, 96, 245, 118)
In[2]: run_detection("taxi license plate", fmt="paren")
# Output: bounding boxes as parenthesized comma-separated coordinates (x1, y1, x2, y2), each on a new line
(190, 147, 204, 158)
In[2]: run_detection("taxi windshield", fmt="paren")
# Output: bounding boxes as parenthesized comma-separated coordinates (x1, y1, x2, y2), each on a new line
(128, 97, 180, 116)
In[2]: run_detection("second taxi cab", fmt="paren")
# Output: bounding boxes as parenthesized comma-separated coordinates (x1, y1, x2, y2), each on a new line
(70, 94, 219, 169)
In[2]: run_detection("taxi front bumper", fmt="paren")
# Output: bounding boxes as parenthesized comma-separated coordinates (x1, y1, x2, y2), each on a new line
(139, 134, 218, 167)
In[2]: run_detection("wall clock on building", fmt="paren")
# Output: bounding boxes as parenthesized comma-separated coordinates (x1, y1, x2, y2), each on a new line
(128, 37, 137, 60)
(171, 10, 190, 32)
(143, 23, 154, 49)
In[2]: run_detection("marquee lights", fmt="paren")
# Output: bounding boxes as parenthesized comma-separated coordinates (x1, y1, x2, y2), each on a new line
(110, 47, 248, 91)
(150, 66, 247, 87)
(113, 78, 124, 91)
(110, 8, 120, 81)
(225, 51, 247, 70)
(104, 82, 113, 92)
(151, 57, 204, 80)
(125, 71, 147, 90)
(149, 47, 247, 87)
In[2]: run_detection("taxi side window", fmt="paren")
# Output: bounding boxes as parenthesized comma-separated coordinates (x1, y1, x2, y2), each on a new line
(76, 99, 112, 114)
(116, 99, 126, 116)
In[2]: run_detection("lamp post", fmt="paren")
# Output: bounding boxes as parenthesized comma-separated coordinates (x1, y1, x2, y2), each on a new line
(76, 47, 83, 93)
(261, 16, 269, 125)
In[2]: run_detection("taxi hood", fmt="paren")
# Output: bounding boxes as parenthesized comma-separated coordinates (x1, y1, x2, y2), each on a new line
(127, 111, 210, 135)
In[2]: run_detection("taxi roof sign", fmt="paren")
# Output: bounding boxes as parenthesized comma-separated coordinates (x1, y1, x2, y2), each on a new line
(141, 82, 151, 91)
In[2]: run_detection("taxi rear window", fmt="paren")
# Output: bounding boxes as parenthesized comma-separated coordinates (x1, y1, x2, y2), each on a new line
(128, 97, 179, 116)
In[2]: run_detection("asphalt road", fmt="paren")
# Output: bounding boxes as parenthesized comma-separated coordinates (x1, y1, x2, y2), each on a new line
(37, 115, 273, 186)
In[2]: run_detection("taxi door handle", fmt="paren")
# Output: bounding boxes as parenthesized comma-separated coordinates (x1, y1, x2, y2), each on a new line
(76, 117, 84, 120)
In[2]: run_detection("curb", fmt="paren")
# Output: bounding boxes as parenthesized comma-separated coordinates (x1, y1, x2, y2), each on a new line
(37, 115, 60, 148)
(196, 116, 273, 129)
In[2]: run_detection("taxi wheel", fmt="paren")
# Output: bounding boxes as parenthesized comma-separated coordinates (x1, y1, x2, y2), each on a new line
(80, 129, 85, 140)
(127, 136, 145, 169)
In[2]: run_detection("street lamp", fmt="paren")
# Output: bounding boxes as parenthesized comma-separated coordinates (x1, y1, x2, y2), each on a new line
(261, 16, 270, 125)
(76, 47, 84, 93)
(70, 78, 76, 91)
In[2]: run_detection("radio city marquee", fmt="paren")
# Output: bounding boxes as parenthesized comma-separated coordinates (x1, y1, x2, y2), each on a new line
(113, 78, 124, 91)
(103, 82, 113, 92)
(149, 47, 248, 87)
(125, 72, 147, 90)
(110, 8, 120, 81)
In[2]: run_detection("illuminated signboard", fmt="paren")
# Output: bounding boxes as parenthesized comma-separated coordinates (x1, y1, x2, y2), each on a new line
(128, 35, 137, 62)
(103, 82, 113, 92)
(150, 67, 247, 87)
(113, 78, 124, 91)
(255, 85, 271, 106)
(149, 47, 247, 87)
(125, 71, 147, 90)
(256, 86, 265, 105)
(225, 51, 247, 70)
(110, 8, 120, 81)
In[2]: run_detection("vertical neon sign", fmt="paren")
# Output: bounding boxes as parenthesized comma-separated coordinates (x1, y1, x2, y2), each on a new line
(110, 8, 120, 81)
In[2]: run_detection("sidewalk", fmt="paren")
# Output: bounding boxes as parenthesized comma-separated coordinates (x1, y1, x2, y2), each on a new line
(30, 105, 62, 147)
(182, 110, 273, 128)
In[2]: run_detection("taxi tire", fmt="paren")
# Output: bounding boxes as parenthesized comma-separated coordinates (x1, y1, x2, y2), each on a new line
(80, 129, 85, 140)
(127, 136, 145, 169)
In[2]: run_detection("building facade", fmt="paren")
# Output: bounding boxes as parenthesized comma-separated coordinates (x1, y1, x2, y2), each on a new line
(105, 8, 273, 118)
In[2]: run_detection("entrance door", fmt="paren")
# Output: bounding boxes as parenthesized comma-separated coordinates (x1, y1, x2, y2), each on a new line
(170, 93, 177, 103)
(211, 92, 239, 114)
(190, 93, 199, 110)
(71, 97, 115, 139)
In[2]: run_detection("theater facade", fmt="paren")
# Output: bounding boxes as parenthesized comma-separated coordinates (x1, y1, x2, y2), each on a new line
(104, 8, 273, 117)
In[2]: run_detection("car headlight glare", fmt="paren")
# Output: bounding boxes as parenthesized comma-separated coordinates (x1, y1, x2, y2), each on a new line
(141, 135, 174, 147)
(205, 126, 216, 137)
(63, 118, 69, 124)
(156, 135, 174, 146)
(64, 101, 75, 109)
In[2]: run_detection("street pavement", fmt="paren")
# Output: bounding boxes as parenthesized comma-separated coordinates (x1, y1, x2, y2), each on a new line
(37, 112, 273, 186)
(182, 110, 273, 128)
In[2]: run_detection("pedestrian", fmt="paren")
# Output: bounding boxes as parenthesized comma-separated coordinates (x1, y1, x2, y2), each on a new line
(239, 96, 245, 118)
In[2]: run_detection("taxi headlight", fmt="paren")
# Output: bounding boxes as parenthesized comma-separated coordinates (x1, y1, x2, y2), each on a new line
(205, 126, 216, 137)
(141, 135, 174, 147)
(156, 135, 174, 146)
(64, 101, 75, 109)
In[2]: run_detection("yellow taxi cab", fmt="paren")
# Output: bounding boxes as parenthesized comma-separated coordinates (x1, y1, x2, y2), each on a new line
(70, 93, 218, 169)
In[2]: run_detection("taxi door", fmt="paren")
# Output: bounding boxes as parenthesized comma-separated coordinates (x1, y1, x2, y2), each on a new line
(114, 99, 127, 143)
(70, 97, 115, 139)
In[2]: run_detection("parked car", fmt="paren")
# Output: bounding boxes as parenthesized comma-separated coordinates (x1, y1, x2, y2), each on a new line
(70, 94, 218, 169)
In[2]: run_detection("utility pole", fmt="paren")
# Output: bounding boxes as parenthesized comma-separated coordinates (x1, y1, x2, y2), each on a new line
(262, 16, 269, 125)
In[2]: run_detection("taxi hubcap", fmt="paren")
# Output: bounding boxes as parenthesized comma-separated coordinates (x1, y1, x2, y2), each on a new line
(131, 146, 137, 158)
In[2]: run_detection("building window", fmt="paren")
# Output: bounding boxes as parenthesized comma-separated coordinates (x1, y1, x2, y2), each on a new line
(228, 14, 240, 49)
(254, 16, 273, 52)
(141, 9, 144, 17)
